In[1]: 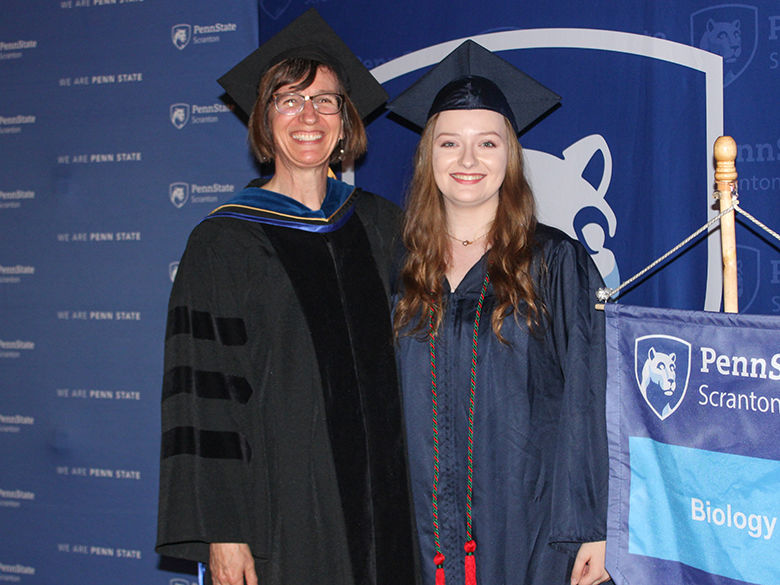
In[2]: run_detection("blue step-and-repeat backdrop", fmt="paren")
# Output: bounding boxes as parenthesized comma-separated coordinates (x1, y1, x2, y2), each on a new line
(1, 0, 778, 583)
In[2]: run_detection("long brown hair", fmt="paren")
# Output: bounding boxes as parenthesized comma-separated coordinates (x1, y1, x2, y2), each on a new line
(394, 113, 543, 341)
(248, 58, 366, 164)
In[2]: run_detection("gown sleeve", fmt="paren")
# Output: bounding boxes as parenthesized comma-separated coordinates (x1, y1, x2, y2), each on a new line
(156, 221, 267, 564)
(542, 235, 609, 553)
(353, 189, 403, 296)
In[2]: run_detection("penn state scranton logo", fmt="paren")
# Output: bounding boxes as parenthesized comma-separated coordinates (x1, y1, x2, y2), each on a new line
(634, 335, 692, 420)
(691, 4, 758, 86)
(171, 24, 192, 50)
(169, 262, 179, 283)
(170, 103, 190, 129)
(169, 182, 189, 208)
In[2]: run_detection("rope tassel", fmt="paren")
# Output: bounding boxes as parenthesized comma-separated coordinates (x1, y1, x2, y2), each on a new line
(430, 275, 488, 585)
(434, 553, 446, 585)
(464, 540, 477, 585)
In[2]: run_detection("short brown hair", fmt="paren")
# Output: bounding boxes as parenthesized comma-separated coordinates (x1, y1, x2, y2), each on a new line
(248, 58, 367, 164)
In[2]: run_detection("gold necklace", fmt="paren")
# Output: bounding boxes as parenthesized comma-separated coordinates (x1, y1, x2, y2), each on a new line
(447, 231, 489, 246)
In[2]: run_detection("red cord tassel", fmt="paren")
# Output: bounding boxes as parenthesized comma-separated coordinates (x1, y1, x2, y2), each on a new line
(434, 553, 446, 585)
(464, 540, 477, 585)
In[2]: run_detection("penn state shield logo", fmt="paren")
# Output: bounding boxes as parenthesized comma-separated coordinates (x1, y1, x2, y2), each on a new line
(634, 335, 692, 420)
(169, 182, 189, 208)
(169, 262, 179, 282)
(691, 4, 758, 86)
(736, 244, 760, 312)
(171, 24, 192, 50)
(170, 103, 190, 129)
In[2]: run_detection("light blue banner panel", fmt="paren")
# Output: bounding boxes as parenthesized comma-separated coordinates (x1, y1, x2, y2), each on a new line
(629, 437, 780, 584)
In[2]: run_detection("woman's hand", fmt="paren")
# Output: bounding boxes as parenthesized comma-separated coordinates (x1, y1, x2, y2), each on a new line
(570, 540, 610, 585)
(209, 542, 258, 585)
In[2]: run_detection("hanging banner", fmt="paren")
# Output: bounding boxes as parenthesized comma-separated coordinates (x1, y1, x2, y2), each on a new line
(605, 303, 780, 584)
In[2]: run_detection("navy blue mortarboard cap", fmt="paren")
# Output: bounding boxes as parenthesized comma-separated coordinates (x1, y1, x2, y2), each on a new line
(428, 75, 518, 130)
(218, 8, 388, 119)
(387, 39, 560, 134)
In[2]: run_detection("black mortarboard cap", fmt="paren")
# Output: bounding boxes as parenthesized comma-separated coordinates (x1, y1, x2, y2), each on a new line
(218, 8, 388, 119)
(387, 39, 560, 134)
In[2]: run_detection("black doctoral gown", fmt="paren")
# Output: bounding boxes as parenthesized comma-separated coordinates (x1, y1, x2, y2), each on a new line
(396, 224, 610, 585)
(157, 179, 417, 585)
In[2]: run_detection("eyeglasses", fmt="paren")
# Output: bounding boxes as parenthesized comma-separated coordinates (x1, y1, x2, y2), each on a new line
(272, 92, 344, 115)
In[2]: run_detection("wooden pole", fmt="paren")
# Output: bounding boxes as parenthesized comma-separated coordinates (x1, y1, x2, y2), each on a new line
(714, 136, 738, 313)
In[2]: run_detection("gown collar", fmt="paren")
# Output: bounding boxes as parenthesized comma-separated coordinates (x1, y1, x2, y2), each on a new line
(203, 177, 358, 233)
(444, 253, 490, 296)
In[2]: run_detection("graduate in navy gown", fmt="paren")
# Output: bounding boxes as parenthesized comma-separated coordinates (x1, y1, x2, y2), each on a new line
(389, 40, 612, 585)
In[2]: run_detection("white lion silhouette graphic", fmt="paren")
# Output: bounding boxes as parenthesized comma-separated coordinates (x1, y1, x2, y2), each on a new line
(170, 106, 189, 129)
(639, 347, 678, 418)
(173, 29, 187, 46)
(172, 26, 191, 50)
(525, 134, 619, 290)
(170, 186, 186, 207)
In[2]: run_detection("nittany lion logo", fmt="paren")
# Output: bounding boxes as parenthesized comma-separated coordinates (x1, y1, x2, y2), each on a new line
(170, 103, 190, 129)
(169, 182, 189, 208)
(635, 335, 691, 420)
(526, 134, 619, 292)
(691, 5, 758, 86)
(700, 19, 741, 61)
(171, 24, 192, 50)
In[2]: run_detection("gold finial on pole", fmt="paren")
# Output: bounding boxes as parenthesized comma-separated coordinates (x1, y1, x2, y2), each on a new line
(714, 136, 738, 313)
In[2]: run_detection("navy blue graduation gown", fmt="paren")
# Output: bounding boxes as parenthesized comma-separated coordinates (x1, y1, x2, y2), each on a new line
(396, 224, 609, 585)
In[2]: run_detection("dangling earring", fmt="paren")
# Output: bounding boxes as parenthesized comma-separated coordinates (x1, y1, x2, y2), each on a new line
(336, 138, 345, 162)
(259, 148, 274, 164)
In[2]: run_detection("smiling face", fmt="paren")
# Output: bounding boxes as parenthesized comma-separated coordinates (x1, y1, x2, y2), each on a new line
(269, 66, 344, 173)
(432, 109, 509, 214)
